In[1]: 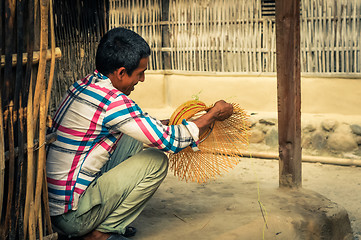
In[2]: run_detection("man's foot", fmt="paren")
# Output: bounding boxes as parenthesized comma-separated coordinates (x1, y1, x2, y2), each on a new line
(107, 235, 131, 240)
(82, 230, 110, 240)
(81, 227, 135, 240)
(123, 226, 137, 237)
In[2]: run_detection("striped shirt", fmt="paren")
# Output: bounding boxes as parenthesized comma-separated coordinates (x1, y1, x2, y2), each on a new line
(46, 70, 199, 216)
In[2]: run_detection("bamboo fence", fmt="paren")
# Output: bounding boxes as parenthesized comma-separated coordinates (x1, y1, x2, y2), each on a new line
(108, 0, 361, 74)
(49, 0, 107, 115)
(301, 0, 361, 73)
(0, 0, 59, 239)
(109, 0, 163, 70)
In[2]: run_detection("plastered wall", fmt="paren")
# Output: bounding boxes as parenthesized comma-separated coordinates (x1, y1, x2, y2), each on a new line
(131, 71, 361, 116)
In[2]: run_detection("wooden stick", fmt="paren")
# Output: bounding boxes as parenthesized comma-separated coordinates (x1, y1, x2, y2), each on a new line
(38, 206, 43, 240)
(0, 0, 3, 226)
(23, 0, 35, 237)
(28, 201, 36, 240)
(13, 0, 26, 237)
(24, 73, 34, 238)
(42, 175, 52, 235)
(33, 1, 49, 235)
(0, 47, 61, 67)
(232, 150, 361, 167)
(0, 96, 4, 225)
(3, 0, 16, 238)
(42, 0, 55, 234)
(32, 0, 49, 124)
(5, 103, 16, 238)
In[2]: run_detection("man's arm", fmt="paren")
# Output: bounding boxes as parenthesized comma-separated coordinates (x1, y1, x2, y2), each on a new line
(192, 100, 233, 137)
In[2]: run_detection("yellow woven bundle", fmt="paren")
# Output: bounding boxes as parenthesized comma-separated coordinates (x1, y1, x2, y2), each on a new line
(169, 100, 209, 125)
(168, 100, 250, 183)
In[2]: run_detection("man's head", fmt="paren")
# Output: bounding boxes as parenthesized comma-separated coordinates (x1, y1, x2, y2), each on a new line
(96, 27, 150, 76)
(96, 28, 150, 95)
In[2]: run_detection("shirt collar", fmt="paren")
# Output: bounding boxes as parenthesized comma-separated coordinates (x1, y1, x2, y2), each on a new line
(94, 70, 108, 80)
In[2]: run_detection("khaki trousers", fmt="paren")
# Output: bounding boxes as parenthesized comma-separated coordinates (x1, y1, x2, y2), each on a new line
(51, 135, 168, 237)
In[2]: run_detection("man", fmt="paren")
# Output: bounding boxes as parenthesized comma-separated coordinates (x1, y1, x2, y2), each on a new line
(47, 27, 233, 240)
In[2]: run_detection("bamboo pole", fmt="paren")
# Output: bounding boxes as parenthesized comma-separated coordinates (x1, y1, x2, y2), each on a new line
(23, 0, 35, 235)
(45, 0, 55, 117)
(5, 103, 15, 239)
(24, 76, 34, 238)
(29, 201, 36, 240)
(33, 1, 49, 237)
(32, 0, 49, 123)
(42, 0, 56, 234)
(3, 0, 16, 238)
(0, 47, 61, 67)
(238, 150, 361, 167)
(0, 0, 3, 227)
(38, 206, 43, 240)
(0, 0, 4, 226)
(14, 0, 25, 237)
(0, 94, 4, 227)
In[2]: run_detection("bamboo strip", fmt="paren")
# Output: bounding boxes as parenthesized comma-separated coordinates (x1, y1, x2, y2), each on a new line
(33, 2, 49, 229)
(0, 47, 61, 67)
(234, 150, 361, 167)
(46, 0, 55, 116)
(0, 94, 4, 224)
(177, 1, 180, 71)
(0, 0, 3, 225)
(34, 87, 46, 238)
(23, 0, 35, 235)
(42, 0, 56, 234)
(5, 103, 15, 238)
(24, 73, 34, 239)
(14, 0, 26, 236)
(38, 206, 43, 240)
(3, 0, 16, 237)
(29, 201, 36, 240)
(32, 0, 49, 124)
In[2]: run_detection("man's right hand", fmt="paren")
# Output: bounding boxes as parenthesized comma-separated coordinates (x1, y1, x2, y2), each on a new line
(192, 100, 233, 137)
(208, 100, 233, 121)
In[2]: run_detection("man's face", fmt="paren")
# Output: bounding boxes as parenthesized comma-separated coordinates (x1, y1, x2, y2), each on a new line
(118, 57, 149, 95)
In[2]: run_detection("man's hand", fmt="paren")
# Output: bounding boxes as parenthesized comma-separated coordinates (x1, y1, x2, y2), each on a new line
(192, 100, 233, 137)
(208, 100, 233, 121)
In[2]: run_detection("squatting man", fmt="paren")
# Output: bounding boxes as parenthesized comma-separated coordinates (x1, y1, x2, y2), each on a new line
(47, 27, 233, 240)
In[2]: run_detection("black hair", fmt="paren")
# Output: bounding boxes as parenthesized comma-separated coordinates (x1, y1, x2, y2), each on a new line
(95, 27, 150, 76)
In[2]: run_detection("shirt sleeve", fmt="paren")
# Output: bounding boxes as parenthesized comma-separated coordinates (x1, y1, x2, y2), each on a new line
(103, 94, 199, 153)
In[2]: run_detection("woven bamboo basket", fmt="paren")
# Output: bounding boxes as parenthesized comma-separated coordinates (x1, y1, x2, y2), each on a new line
(168, 100, 250, 183)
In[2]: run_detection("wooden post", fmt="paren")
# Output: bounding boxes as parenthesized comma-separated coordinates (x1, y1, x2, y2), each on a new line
(275, 0, 302, 188)
(161, 0, 171, 69)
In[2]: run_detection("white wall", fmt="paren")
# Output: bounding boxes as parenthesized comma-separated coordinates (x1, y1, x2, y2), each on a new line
(131, 71, 361, 116)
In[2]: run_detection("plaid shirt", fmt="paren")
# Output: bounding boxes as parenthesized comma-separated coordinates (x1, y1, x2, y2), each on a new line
(46, 71, 199, 216)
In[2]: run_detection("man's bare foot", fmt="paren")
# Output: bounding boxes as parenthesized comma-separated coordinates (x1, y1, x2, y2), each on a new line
(82, 230, 110, 240)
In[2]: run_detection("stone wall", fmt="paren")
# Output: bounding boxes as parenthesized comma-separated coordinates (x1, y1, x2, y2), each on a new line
(248, 112, 361, 159)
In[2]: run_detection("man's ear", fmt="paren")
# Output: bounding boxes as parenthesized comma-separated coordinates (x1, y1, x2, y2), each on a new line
(116, 67, 127, 79)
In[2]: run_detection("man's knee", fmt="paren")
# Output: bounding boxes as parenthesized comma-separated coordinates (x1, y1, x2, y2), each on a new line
(142, 148, 169, 174)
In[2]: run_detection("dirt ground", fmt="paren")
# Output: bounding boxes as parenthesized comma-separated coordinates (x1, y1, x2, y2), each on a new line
(131, 157, 361, 240)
